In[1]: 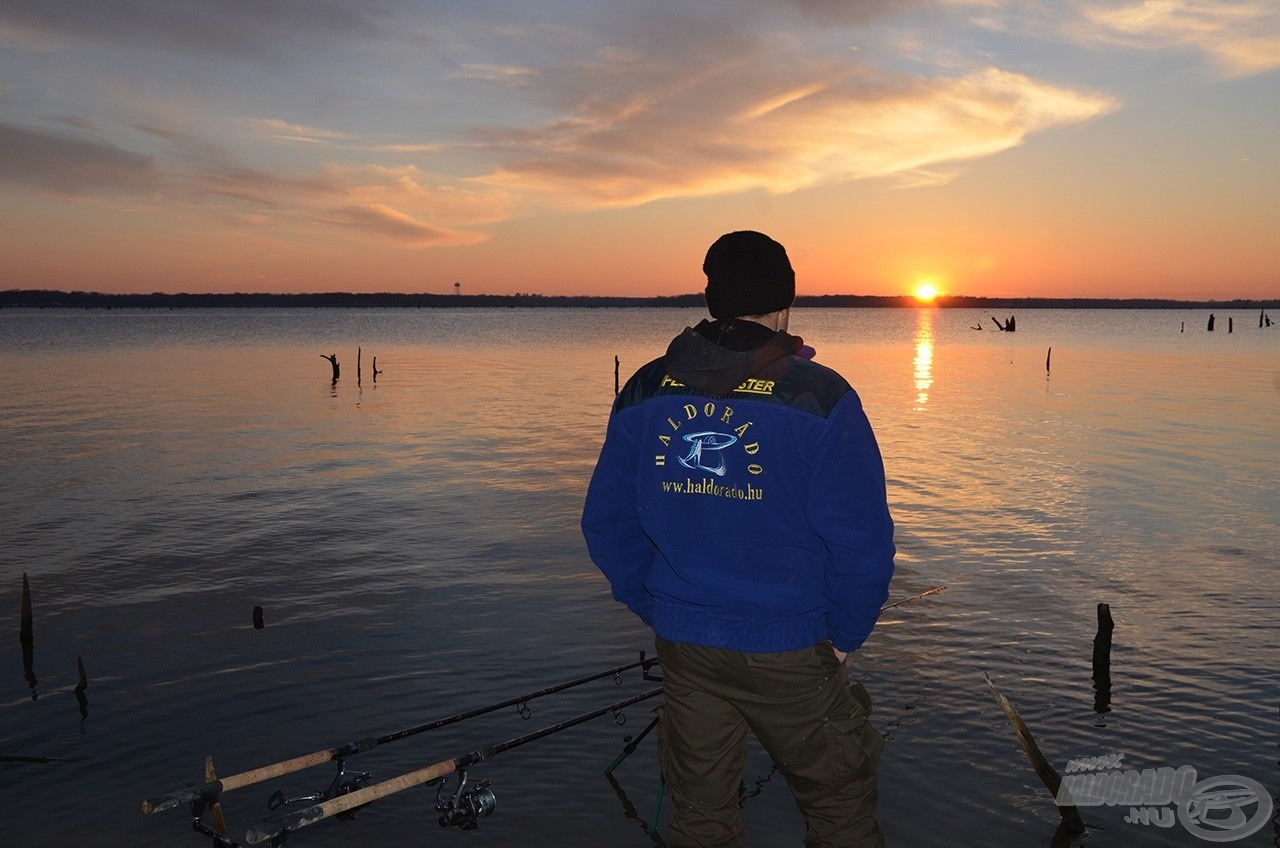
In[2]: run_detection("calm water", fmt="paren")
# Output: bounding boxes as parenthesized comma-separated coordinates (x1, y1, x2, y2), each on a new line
(1, 307, 1277, 847)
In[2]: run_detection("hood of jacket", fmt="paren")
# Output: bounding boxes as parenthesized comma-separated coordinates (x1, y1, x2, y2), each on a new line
(663, 318, 803, 396)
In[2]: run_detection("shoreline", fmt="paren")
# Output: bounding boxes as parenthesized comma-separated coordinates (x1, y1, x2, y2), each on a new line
(2, 290, 1276, 310)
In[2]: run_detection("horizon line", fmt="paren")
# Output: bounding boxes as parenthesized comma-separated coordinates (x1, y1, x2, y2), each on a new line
(2, 289, 1277, 310)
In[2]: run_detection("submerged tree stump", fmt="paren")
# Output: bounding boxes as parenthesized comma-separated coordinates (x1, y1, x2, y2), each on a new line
(322, 354, 339, 383)
(20, 572, 33, 642)
(984, 673, 1086, 834)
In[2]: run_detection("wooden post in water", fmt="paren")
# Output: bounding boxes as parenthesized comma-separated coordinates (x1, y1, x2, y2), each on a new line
(1091, 603, 1113, 715)
(357, 347, 362, 387)
(615, 356, 620, 395)
(1045, 347, 1052, 376)
(19, 572, 32, 642)
(984, 673, 1086, 835)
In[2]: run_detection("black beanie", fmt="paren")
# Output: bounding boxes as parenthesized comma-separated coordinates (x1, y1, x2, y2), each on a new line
(703, 231, 796, 319)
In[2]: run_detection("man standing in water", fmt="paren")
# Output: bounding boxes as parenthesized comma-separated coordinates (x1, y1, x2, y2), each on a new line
(582, 231, 895, 847)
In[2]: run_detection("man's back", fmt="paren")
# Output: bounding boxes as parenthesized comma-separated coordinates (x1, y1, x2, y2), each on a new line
(581, 231, 893, 847)
(587, 322, 893, 653)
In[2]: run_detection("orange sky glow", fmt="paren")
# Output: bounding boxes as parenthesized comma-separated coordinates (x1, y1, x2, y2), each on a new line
(1, 1, 1277, 300)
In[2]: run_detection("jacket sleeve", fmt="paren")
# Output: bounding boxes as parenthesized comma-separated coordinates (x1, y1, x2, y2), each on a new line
(581, 407, 656, 626)
(807, 390, 895, 652)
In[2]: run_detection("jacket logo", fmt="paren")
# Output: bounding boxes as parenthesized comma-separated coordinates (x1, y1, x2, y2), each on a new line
(655, 401, 762, 477)
(678, 432, 738, 476)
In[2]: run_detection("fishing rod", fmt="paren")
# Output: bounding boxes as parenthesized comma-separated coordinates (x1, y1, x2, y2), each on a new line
(880, 585, 946, 611)
(142, 653, 658, 815)
(244, 686, 665, 846)
(157, 590, 944, 842)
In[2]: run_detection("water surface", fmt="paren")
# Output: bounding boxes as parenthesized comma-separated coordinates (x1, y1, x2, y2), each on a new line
(1, 307, 1276, 846)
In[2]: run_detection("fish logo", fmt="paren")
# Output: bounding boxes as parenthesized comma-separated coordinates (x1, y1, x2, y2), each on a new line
(677, 431, 738, 477)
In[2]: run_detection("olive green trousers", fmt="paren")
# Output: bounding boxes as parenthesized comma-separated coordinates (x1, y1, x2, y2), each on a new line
(655, 637, 885, 848)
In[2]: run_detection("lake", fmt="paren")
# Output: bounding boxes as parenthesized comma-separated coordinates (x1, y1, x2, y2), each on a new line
(1, 306, 1276, 847)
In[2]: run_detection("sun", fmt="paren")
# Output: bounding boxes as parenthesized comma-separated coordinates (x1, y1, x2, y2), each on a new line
(913, 282, 939, 303)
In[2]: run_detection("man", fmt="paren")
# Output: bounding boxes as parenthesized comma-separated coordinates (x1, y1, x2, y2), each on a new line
(582, 230, 895, 847)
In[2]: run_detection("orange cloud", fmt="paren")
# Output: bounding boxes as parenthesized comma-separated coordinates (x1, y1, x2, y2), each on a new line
(1078, 0, 1280, 77)
(311, 205, 487, 248)
(474, 40, 1117, 207)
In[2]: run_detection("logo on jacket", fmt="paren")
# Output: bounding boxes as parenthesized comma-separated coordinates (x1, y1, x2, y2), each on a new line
(677, 431, 738, 476)
(655, 401, 762, 477)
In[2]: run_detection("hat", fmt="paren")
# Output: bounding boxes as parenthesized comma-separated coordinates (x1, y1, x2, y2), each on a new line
(703, 230, 795, 319)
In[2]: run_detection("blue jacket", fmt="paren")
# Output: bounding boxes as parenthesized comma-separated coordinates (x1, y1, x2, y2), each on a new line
(582, 319, 895, 653)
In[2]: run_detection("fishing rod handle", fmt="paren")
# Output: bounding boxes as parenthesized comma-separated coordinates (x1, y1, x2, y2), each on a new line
(142, 740, 376, 814)
(243, 756, 470, 844)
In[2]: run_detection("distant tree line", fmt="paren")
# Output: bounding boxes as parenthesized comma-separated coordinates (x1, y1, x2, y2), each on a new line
(0, 289, 1272, 310)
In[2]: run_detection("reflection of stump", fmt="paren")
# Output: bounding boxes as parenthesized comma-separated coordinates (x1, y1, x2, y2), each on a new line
(322, 354, 339, 383)
(1091, 603, 1113, 715)
(75, 655, 89, 719)
(20, 573, 37, 697)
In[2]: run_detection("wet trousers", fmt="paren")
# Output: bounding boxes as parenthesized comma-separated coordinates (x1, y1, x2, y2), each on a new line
(655, 637, 885, 848)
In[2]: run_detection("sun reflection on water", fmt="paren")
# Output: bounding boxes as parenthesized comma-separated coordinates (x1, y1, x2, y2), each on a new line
(912, 307, 934, 408)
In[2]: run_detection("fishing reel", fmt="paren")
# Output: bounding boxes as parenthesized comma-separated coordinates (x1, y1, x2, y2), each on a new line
(434, 769, 496, 830)
(267, 759, 372, 820)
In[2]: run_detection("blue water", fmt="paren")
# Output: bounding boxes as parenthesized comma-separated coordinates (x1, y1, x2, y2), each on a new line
(0, 307, 1276, 846)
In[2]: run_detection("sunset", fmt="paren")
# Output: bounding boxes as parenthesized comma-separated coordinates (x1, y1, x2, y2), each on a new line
(4, 6, 1280, 846)
(1, 1, 1277, 299)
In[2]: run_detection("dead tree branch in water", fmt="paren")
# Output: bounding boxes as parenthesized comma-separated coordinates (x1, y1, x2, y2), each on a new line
(984, 673, 1086, 835)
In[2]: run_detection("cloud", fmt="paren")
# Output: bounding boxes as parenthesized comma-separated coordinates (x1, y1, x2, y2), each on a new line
(0, 2, 1126, 252)
(248, 118, 443, 154)
(249, 118, 358, 145)
(778, 0, 939, 26)
(0, 122, 159, 194)
(471, 36, 1118, 206)
(0, 118, 488, 247)
(52, 115, 104, 133)
(0, 0, 380, 60)
(452, 64, 538, 85)
(1076, 0, 1280, 77)
(312, 205, 487, 248)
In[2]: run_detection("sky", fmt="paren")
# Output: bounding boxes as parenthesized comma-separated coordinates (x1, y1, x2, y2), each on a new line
(1, 1, 1277, 299)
